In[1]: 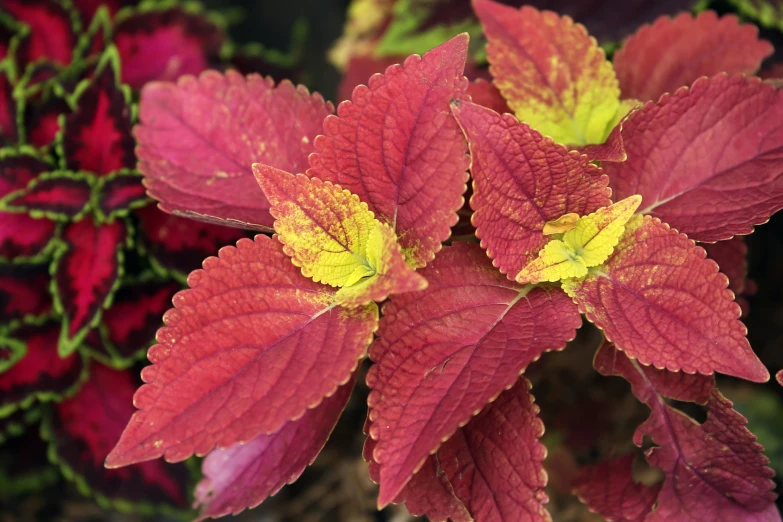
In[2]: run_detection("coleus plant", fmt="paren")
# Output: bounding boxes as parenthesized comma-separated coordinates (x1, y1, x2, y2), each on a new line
(0, 0, 298, 513)
(104, 2, 782, 521)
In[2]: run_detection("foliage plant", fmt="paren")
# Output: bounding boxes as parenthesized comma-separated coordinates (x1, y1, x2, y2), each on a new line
(0, 0, 305, 513)
(95, 1, 783, 520)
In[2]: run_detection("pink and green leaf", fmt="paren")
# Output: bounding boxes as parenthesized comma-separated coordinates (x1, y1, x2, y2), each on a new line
(564, 215, 768, 382)
(194, 373, 357, 520)
(450, 100, 611, 279)
(0, 320, 86, 417)
(43, 363, 190, 512)
(2, 0, 77, 67)
(85, 278, 180, 367)
(308, 34, 470, 268)
(59, 49, 136, 176)
(92, 170, 149, 220)
(135, 71, 332, 231)
(0, 65, 19, 145)
(474, 0, 625, 146)
(0, 171, 93, 220)
(53, 218, 127, 356)
(605, 74, 783, 242)
(114, 3, 225, 90)
(366, 242, 580, 505)
(613, 11, 773, 101)
(105, 235, 378, 467)
(0, 212, 57, 261)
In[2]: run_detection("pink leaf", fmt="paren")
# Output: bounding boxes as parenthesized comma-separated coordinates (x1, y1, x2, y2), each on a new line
(605, 74, 783, 242)
(573, 454, 661, 522)
(366, 241, 580, 505)
(614, 11, 772, 101)
(596, 344, 779, 521)
(437, 377, 550, 522)
(308, 34, 470, 268)
(565, 216, 768, 382)
(450, 100, 611, 279)
(194, 374, 356, 520)
(105, 235, 377, 467)
(135, 71, 333, 231)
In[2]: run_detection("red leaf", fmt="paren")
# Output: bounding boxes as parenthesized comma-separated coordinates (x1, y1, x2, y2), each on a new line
(135, 71, 332, 231)
(437, 377, 550, 522)
(467, 78, 510, 115)
(573, 454, 660, 522)
(94, 171, 148, 218)
(566, 216, 768, 382)
(366, 242, 580, 505)
(308, 34, 470, 267)
(0, 152, 52, 195)
(0, 213, 56, 260)
(576, 120, 627, 162)
(337, 55, 401, 104)
(46, 363, 188, 508)
(2, 0, 76, 66)
(450, 100, 611, 279)
(614, 11, 772, 101)
(364, 419, 471, 522)
(0, 68, 19, 145)
(598, 344, 779, 521)
(61, 60, 135, 176)
(606, 75, 783, 242)
(0, 263, 51, 324)
(135, 205, 247, 276)
(114, 5, 224, 90)
(71, 0, 127, 25)
(194, 373, 357, 519)
(0, 320, 85, 415)
(105, 235, 378, 467)
(96, 279, 180, 363)
(54, 218, 126, 353)
(1, 172, 92, 219)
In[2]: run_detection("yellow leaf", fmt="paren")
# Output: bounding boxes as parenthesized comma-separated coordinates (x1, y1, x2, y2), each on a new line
(516, 195, 641, 283)
(543, 213, 580, 235)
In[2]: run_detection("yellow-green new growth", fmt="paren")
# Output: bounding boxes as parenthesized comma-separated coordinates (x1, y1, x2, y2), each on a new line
(516, 195, 642, 284)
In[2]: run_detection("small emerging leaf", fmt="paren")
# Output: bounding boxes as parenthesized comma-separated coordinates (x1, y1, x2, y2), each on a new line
(254, 164, 424, 304)
(517, 195, 641, 284)
(542, 213, 579, 235)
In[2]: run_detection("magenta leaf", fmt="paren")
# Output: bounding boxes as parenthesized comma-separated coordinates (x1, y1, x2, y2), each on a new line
(53, 218, 127, 356)
(1, 171, 92, 220)
(596, 343, 779, 521)
(43, 362, 189, 510)
(605, 74, 783, 242)
(2, 0, 77, 67)
(613, 11, 772, 101)
(450, 100, 611, 279)
(194, 373, 357, 520)
(60, 52, 136, 176)
(573, 454, 661, 522)
(0, 263, 51, 326)
(114, 4, 225, 90)
(92, 170, 149, 220)
(24, 96, 69, 148)
(566, 215, 768, 382)
(308, 34, 470, 268)
(105, 235, 378, 467)
(366, 241, 580, 505)
(135, 205, 247, 277)
(0, 320, 86, 416)
(86, 278, 180, 367)
(135, 71, 333, 231)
